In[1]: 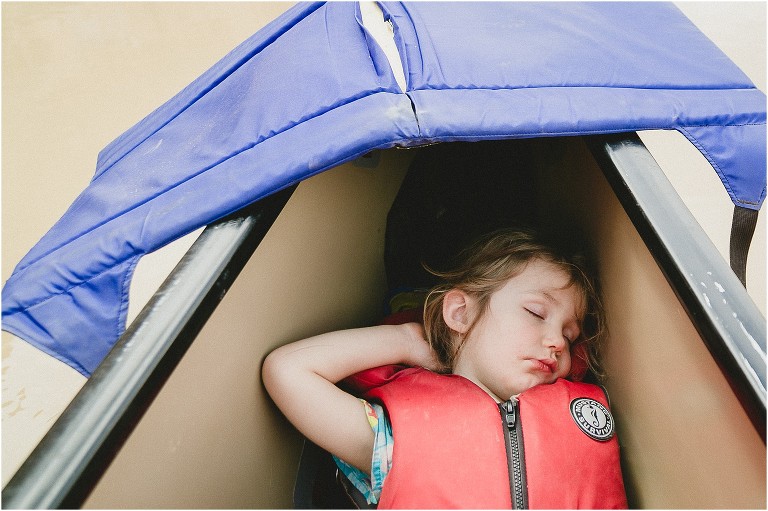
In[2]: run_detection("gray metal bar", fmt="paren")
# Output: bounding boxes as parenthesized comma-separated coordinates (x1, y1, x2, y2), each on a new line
(2, 186, 295, 509)
(587, 134, 766, 439)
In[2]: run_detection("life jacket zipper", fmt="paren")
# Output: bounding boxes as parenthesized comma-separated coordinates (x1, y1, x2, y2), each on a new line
(499, 398, 528, 509)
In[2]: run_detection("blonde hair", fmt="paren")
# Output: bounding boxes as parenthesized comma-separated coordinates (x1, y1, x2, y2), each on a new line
(422, 228, 605, 380)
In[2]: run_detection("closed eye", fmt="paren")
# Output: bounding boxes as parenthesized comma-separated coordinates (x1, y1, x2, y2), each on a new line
(525, 308, 544, 320)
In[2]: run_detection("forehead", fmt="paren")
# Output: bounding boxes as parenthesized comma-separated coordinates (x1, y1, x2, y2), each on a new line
(514, 258, 575, 289)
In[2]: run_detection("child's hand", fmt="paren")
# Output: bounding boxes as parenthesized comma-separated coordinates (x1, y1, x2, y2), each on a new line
(402, 322, 443, 372)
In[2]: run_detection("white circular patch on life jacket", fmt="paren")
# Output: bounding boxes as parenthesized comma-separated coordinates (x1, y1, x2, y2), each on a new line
(570, 398, 614, 441)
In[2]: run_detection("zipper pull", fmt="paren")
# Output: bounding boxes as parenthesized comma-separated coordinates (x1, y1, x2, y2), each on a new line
(502, 398, 517, 428)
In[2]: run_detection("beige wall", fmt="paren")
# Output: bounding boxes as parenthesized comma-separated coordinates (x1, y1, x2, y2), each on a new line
(2, 2, 765, 507)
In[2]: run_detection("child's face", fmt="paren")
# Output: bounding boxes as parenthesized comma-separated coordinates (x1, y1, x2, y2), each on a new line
(453, 258, 583, 402)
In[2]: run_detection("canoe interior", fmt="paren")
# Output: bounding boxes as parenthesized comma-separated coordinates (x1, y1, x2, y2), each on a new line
(82, 137, 765, 509)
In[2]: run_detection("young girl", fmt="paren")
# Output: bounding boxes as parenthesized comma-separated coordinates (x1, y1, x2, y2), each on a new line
(263, 228, 624, 508)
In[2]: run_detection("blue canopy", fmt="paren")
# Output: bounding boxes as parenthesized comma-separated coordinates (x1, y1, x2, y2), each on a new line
(3, 2, 765, 377)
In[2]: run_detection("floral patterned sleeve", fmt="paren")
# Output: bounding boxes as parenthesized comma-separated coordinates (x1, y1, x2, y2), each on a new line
(332, 399, 394, 505)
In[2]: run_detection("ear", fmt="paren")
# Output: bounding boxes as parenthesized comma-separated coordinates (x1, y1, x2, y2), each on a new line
(442, 289, 472, 334)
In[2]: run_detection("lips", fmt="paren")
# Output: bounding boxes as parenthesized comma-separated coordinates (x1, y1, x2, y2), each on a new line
(533, 358, 557, 373)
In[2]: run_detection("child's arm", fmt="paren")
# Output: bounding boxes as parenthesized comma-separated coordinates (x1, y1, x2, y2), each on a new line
(262, 322, 437, 475)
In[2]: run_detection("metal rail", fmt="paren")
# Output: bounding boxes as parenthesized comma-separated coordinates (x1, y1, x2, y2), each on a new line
(587, 134, 766, 440)
(1, 186, 295, 509)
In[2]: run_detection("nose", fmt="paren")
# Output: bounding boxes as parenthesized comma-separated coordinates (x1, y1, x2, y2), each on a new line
(545, 328, 567, 354)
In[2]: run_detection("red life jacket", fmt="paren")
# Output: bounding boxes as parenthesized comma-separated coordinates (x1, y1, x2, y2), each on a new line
(342, 365, 627, 509)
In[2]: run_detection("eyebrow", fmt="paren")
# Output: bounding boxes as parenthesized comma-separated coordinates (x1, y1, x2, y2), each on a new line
(540, 291, 558, 304)
(524, 289, 560, 305)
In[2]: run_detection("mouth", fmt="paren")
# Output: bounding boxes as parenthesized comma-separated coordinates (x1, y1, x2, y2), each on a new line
(532, 358, 557, 373)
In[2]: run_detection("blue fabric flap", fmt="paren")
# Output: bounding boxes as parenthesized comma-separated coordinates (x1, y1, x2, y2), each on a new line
(3, 2, 765, 376)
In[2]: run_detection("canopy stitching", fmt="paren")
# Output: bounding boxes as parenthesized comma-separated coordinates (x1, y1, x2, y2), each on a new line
(409, 85, 760, 93)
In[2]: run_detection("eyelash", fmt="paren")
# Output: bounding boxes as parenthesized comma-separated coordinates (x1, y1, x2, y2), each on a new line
(525, 308, 575, 344)
(525, 308, 543, 320)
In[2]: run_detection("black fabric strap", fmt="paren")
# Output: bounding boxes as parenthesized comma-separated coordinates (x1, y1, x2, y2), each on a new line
(730, 206, 759, 287)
